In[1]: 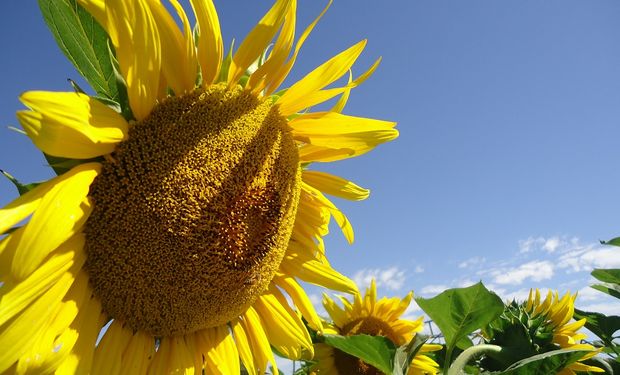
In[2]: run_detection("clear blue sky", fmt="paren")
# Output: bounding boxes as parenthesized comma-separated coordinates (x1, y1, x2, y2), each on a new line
(1, 1, 619, 321)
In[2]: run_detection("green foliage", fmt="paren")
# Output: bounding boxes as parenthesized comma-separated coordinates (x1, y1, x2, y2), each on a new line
(0, 170, 41, 195)
(492, 348, 591, 375)
(320, 334, 396, 375)
(393, 334, 428, 375)
(574, 308, 620, 347)
(600, 237, 620, 247)
(37, 0, 121, 102)
(575, 266, 620, 368)
(480, 301, 558, 371)
(416, 282, 504, 372)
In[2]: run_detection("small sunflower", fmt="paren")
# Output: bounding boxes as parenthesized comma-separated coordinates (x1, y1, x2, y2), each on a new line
(313, 280, 442, 375)
(482, 289, 604, 375)
(0, 0, 397, 373)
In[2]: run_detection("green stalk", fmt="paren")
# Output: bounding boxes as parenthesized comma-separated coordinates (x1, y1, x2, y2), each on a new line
(446, 344, 502, 375)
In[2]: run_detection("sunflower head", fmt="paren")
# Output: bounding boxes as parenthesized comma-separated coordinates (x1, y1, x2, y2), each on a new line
(481, 289, 604, 374)
(313, 279, 442, 375)
(0, 0, 398, 373)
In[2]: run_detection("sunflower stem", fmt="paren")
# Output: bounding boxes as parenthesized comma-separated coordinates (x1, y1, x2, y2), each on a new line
(446, 344, 502, 375)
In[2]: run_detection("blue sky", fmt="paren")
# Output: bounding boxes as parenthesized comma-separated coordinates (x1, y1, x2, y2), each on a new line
(1, 0, 619, 347)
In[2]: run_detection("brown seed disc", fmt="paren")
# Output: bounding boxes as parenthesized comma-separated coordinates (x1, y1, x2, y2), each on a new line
(84, 84, 300, 336)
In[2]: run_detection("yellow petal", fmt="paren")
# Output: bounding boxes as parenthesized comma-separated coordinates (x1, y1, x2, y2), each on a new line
(265, 0, 332, 95)
(15, 271, 88, 374)
(166, 336, 195, 375)
(230, 319, 255, 375)
(275, 275, 323, 332)
(567, 361, 605, 372)
(0, 233, 85, 327)
(248, 0, 296, 93)
(10, 163, 99, 281)
(55, 295, 105, 374)
(322, 293, 348, 328)
(301, 183, 354, 243)
(0, 272, 74, 373)
(298, 144, 358, 163)
(277, 39, 366, 115)
(280, 244, 357, 294)
(281, 56, 381, 114)
(18, 91, 127, 159)
(92, 321, 132, 375)
(254, 286, 313, 360)
(105, 0, 161, 120)
(190, 0, 223, 85)
(302, 170, 369, 201)
(119, 331, 153, 374)
(239, 308, 278, 374)
(148, 0, 195, 94)
(0, 180, 55, 236)
(200, 325, 240, 375)
(228, 0, 291, 86)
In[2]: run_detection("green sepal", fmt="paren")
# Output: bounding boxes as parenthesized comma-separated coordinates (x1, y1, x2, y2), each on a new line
(217, 40, 235, 84)
(44, 154, 101, 176)
(0, 170, 42, 195)
(600, 237, 620, 247)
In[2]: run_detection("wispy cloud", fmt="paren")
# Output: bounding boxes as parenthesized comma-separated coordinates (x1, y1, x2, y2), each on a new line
(458, 256, 486, 269)
(491, 260, 554, 285)
(558, 246, 620, 272)
(419, 284, 450, 297)
(353, 266, 406, 291)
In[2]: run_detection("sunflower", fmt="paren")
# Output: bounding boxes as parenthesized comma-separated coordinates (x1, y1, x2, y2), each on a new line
(313, 280, 442, 374)
(482, 289, 603, 374)
(524, 289, 604, 375)
(0, 0, 398, 373)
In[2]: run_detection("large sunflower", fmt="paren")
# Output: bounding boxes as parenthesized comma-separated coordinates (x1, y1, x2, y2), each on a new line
(0, 0, 397, 373)
(482, 289, 603, 374)
(313, 280, 442, 374)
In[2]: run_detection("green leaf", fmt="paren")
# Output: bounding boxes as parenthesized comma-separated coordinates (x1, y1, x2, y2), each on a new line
(494, 349, 590, 375)
(393, 334, 429, 375)
(600, 237, 620, 247)
(321, 334, 396, 374)
(38, 0, 120, 101)
(591, 269, 620, 285)
(591, 284, 620, 300)
(416, 282, 504, 373)
(416, 282, 504, 351)
(1, 170, 41, 195)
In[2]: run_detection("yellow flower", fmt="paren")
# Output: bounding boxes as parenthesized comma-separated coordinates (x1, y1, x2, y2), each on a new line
(0, 1, 397, 373)
(525, 289, 604, 375)
(313, 280, 442, 374)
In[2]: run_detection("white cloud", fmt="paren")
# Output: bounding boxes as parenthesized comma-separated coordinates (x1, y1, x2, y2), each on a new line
(353, 266, 406, 291)
(558, 246, 620, 272)
(542, 237, 561, 253)
(458, 256, 486, 269)
(519, 236, 545, 253)
(577, 301, 620, 316)
(576, 286, 606, 302)
(414, 265, 425, 273)
(492, 260, 554, 285)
